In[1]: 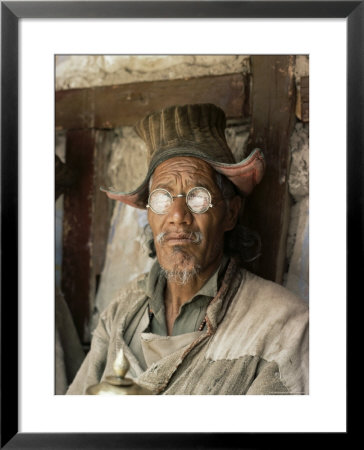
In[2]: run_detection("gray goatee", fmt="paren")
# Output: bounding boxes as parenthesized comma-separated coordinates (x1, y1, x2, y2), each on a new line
(157, 231, 203, 285)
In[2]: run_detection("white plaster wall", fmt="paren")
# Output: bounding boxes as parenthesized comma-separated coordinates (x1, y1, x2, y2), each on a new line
(284, 121, 309, 301)
(295, 55, 309, 80)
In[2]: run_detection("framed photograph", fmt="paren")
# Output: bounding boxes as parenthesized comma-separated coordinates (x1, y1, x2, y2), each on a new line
(1, 1, 358, 447)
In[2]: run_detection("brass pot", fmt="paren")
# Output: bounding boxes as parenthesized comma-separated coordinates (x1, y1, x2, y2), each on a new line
(86, 348, 153, 395)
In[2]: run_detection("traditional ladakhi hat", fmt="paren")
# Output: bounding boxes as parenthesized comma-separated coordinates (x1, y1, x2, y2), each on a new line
(101, 103, 265, 209)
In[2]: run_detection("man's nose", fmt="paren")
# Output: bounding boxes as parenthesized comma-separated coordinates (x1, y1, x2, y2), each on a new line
(167, 197, 193, 225)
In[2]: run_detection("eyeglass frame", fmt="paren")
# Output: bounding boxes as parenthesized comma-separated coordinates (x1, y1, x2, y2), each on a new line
(146, 186, 214, 215)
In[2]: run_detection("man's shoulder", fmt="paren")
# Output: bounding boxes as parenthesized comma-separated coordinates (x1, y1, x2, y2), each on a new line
(115, 272, 149, 298)
(211, 268, 308, 372)
(99, 272, 149, 321)
(238, 269, 308, 316)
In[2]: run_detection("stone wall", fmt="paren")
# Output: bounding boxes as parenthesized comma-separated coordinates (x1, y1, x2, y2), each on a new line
(56, 55, 250, 90)
(56, 55, 309, 332)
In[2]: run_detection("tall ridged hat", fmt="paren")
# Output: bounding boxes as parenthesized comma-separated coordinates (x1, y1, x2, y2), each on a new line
(101, 103, 265, 208)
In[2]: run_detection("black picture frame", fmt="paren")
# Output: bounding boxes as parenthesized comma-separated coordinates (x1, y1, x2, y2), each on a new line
(1, 1, 359, 448)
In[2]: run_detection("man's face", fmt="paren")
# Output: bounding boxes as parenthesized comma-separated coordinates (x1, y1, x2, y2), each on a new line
(147, 156, 240, 281)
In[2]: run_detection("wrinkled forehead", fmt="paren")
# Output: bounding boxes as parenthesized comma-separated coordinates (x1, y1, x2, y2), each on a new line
(150, 156, 218, 191)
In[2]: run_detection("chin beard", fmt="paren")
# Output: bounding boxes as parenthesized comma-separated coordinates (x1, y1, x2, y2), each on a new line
(160, 247, 201, 285)
(161, 265, 201, 285)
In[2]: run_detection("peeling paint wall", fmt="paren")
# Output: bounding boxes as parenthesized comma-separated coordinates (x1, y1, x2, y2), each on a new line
(56, 55, 309, 330)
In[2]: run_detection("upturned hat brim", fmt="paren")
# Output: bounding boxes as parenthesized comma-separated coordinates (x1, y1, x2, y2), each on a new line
(101, 148, 265, 209)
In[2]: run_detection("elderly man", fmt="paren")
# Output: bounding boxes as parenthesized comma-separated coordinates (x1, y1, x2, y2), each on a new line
(67, 103, 308, 395)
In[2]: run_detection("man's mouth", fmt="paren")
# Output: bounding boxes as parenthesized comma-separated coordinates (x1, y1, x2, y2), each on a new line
(166, 233, 196, 245)
(157, 231, 203, 246)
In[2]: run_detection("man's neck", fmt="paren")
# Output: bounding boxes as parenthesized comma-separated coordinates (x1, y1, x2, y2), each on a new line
(163, 256, 223, 335)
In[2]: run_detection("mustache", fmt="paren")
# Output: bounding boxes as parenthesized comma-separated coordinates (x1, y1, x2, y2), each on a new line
(156, 231, 203, 245)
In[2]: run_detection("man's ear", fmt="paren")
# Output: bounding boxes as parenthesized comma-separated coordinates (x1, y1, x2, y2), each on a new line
(223, 195, 242, 232)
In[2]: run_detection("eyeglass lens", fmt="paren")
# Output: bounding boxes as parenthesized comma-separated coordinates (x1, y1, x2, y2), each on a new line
(148, 187, 211, 214)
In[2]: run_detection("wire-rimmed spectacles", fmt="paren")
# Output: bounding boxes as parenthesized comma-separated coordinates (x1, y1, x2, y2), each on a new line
(146, 186, 213, 214)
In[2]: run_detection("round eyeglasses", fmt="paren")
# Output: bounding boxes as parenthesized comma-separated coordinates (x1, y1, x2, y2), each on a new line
(147, 187, 213, 215)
